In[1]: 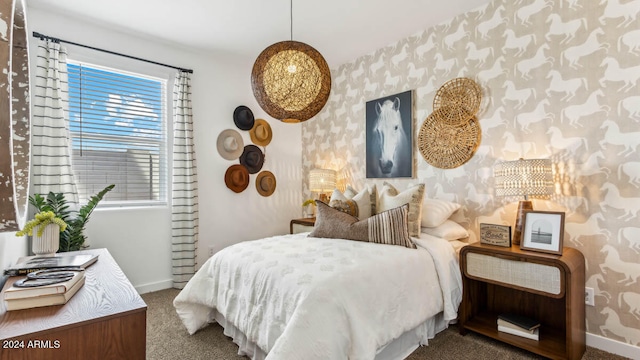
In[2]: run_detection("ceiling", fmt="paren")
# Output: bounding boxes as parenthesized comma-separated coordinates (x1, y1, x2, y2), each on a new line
(28, 0, 491, 69)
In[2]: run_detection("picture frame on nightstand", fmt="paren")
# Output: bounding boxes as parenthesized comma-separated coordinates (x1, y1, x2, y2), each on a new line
(520, 211, 565, 255)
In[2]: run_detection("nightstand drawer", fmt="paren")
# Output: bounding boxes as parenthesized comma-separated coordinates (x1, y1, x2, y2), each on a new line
(465, 252, 562, 296)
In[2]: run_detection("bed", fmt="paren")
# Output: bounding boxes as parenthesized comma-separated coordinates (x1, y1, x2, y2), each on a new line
(175, 182, 467, 359)
(173, 230, 464, 360)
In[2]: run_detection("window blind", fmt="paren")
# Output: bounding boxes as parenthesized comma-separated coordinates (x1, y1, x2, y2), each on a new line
(67, 62, 167, 204)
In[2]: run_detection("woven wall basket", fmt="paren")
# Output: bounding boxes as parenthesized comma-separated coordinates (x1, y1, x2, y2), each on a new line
(433, 77, 482, 124)
(251, 41, 331, 123)
(418, 108, 481, 169)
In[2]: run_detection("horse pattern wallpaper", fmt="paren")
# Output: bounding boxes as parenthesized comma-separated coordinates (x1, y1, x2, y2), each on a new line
(301, 0, 640, 347)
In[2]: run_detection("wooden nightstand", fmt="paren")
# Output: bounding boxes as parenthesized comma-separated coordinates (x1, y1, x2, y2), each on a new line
(290, 217, 316, 234)
(459, 242, 585, 360)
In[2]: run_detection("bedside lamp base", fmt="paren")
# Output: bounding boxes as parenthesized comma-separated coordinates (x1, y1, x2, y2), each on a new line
(513, 200, 533, 245)
(318, 193, 329, 204)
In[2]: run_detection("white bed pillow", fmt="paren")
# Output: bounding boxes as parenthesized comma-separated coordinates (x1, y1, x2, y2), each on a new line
(345, 184, 377, 216)
(421, 220, 469, 241)
(329, 186, 372, 220)
(378, 182, 425, 237)
(421, 198, 462, 228)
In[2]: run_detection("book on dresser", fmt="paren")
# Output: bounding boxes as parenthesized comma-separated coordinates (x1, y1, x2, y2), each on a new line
(4, 275, 85, 311)
(3, 270, 85, 300)
(3, 253, 99, 276)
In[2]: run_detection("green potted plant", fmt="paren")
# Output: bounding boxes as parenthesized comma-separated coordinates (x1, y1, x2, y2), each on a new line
(23, 184, 115, 252)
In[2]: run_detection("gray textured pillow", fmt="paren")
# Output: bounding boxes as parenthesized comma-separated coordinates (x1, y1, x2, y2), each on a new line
(309, 201, 416, 249)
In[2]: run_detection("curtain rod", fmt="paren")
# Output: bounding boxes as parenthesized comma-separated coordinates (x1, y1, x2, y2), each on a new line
(32, 31, 193, 74)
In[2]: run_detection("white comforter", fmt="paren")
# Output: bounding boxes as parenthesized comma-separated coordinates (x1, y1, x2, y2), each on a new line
(174, 233, 462, 360)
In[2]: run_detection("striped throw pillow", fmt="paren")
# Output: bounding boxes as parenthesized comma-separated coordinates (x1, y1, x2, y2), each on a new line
(309, 201, 415, 249)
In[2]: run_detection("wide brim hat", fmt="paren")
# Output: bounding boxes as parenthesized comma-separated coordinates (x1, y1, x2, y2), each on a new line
(239, 144, 264, 174)
(216, 129, 244, 160)
(250, 119, 272, 147)
(225, 164, 250, 193)
(234, 105, 255, 131)
(256, 170, 276, 197)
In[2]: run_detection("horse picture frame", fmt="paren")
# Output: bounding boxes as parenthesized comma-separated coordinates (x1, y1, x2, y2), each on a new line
(365, 90, 413, 178)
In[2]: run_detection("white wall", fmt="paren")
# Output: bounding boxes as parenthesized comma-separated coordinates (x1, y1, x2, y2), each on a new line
(12, 7, 302, 292)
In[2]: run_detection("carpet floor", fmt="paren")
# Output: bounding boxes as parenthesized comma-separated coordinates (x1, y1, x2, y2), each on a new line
(142, 288, 629, 360)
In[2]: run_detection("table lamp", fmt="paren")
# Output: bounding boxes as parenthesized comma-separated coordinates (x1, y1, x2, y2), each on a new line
(494, 158, 553, 245)
(309, 168, 336, 203)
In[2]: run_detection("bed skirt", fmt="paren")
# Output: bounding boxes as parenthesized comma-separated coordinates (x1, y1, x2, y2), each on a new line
(212, 309, 451, 360)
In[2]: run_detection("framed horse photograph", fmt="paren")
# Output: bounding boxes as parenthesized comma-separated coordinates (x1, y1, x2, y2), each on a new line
(365, 90, 413, 178)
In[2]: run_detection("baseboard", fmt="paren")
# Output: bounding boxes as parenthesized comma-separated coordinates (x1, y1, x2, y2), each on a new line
(587, 332, 640, 359)
(135, 279, 173, 294)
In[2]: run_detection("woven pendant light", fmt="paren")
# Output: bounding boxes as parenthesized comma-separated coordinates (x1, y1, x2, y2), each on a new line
(251, 1, 331, 123)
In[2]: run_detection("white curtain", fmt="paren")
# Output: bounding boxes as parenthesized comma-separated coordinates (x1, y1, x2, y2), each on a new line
(31, 39, 79, 207)
(171, 71, 199, 289)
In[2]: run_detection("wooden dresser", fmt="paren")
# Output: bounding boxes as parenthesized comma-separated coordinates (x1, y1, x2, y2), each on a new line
(0, 248, 147, 360)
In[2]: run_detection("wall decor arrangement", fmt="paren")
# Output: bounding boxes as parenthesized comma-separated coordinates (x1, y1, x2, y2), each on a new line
(219, 105, 276, 196)
(365, 90, 413, 178)
(418, 77, 482, 169)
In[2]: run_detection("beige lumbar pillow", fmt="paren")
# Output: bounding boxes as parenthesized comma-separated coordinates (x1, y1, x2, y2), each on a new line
(378, 182, 425, 237)
(309, 201, 416, 249)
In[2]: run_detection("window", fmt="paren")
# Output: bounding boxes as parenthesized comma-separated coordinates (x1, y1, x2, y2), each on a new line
(67, 62, 168, 206)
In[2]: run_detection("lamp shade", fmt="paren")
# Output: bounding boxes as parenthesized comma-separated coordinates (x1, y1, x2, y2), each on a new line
(309, 168, 336, 193)
(494, 158, 553, 198)
(251, 41, 331, 123)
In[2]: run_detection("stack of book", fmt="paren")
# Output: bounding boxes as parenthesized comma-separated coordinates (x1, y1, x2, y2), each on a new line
(4, 253, 99, 276)
(497, 313, 540, 341)
(3, 270, 85, 311)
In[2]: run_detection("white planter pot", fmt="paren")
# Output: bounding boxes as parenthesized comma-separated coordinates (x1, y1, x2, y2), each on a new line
(303, 205, 316, 218)
(32, 224, 60, 256)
